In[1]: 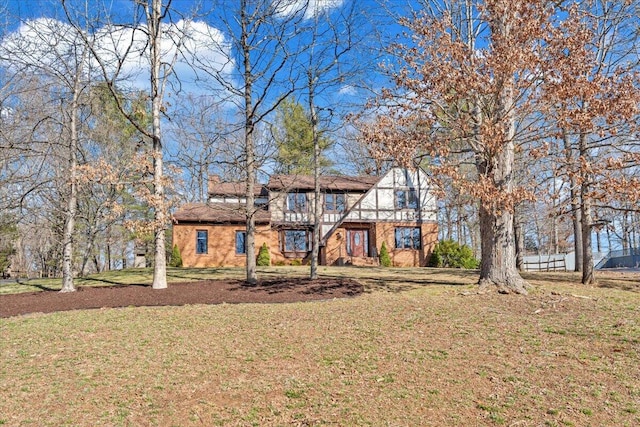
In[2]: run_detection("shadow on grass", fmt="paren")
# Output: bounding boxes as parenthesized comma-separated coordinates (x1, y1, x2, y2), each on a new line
(522, 270, 640, 293)
(75, 277, 149, 287)
(166, 270, 228, 282)
(236, 277, 364, 297)
(320, 267, 479, 293)
(16, 279, 59, 292)
(596, 278, 640, 293)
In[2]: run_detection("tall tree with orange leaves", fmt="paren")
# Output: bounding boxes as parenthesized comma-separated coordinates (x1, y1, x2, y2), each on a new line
(361, 0, 640, 291)
(360, 0, 566, 294)
(542, 1, 640, 284)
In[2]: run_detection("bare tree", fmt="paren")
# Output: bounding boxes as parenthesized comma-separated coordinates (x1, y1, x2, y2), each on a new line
(292, 1, 373, 279)
(186, 0, 308, 284)
(0, 16, 95, 291)
(167, 94, 228, 203)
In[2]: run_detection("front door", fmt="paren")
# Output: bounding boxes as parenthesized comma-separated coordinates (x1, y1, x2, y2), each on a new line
(349, 229, 368, 257)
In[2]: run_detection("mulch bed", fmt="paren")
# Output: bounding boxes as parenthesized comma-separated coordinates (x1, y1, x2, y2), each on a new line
(0, 277, 364, 318)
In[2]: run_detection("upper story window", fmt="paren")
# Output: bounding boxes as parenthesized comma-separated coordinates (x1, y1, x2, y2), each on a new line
(395, 189, 418, 210)
(196, 230, 208, 254)
(287, 192, 307, 212)
(325, 193, 346, 213)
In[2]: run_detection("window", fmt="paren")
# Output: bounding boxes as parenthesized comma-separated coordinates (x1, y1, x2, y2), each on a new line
(395, 227, 421, 250)
(287, 193, 307, 212)
(235, 231, 246, 255)
(283, 229, 308, 252)
(395, 189, 418, 209)
(325, 193, 346, 213)
(196, 230, 208, 254)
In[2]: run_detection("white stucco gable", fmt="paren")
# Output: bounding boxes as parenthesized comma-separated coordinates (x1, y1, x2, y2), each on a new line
(338, 167, 437, 225)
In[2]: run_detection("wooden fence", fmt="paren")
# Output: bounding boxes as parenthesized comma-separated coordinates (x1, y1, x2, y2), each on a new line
(523, 257, 567, 272)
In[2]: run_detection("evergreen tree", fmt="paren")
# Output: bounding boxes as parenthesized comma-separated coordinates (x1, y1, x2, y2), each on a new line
(0, 218, 17, 277)
(273, 98, 333, 175)
(257, 243, 271, 267)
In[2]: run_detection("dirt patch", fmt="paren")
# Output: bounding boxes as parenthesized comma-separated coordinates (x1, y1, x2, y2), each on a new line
(0, 277, 363, 318)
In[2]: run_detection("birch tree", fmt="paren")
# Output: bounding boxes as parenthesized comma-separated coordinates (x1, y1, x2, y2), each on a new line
(62, 0, 186, 289)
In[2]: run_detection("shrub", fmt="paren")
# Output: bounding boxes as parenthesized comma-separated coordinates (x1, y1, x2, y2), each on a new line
(257, 243, 271, 266)
(429, 239, 479, 269)
(169, 244, 183, 268)
(379, 241, 391, 267)
(290, 259, 302, 266)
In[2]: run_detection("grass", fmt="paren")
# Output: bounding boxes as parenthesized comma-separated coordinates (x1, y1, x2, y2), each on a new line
(1, 267, 639, 426)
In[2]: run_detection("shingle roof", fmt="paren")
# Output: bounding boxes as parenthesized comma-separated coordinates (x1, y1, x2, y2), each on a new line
(208, 181, 268, 197)
(267, 174, 379, 191)
(172, 203, 271, 224)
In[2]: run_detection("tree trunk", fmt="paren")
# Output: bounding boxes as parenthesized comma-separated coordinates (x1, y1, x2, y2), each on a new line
(149, 0, 167, 290)
(241, 0, 257, 285)
(580, 186, 596, 284)
(563, 129, 582, 271)
(60, 50, 85, 293)
(478, 202, 529, 294)
(476, 132, 528, 294)
(476, 13, 528, 294)
(514, 205, 525, 271)
(572, 193, 583, 272)
(310, 82, 320, 280)
(60, 117, 78, 292)
(579, 131, 596, 285)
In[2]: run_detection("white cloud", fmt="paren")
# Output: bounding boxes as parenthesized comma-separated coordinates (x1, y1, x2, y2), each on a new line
(275, 0, 344, 20)
(92, 19, 234, 95)
(338, 84, 357, 96)
(0, 18, 86, 77)
(1, 18, 234, 97)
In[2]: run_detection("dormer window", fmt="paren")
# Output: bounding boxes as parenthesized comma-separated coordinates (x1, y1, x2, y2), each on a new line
(287, 192, 307, 212)
(325, 193, 346, 213)
(395, 189, 418, 209)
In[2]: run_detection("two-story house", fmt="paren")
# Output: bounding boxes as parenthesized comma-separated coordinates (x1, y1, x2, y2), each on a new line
(172, 167, 438, 267)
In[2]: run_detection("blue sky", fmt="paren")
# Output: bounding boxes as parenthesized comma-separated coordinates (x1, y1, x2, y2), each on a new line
(1, 0, 394, 106)
(0, 0, 402, 181)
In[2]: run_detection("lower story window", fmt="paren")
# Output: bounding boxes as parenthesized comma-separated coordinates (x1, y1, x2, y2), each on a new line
(196, 230, 208, 254)
(395, 227, 421, 250)
(284, 229, 308, 252)
(235, 231, 246, 255)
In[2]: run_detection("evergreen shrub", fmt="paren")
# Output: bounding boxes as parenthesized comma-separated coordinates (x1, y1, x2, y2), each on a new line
(169, 244, 183, 268)
(379, 241, 391, 267)
(429, 239, 479, 269)
(257, 243, 271, 266)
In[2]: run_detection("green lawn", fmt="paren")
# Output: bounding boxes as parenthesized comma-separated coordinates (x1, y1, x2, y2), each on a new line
(1, 267, 638, 426)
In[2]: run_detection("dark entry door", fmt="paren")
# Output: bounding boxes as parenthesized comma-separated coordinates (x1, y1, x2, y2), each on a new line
(349, 230, 368, 257)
